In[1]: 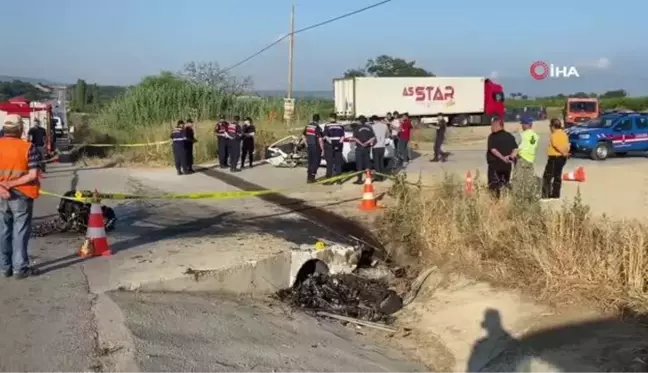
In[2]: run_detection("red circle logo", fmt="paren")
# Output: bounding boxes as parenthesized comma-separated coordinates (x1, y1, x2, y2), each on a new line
(530, 61, 549, 80)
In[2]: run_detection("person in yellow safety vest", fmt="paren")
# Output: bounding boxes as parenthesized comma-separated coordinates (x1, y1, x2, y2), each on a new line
(513, 116, 539, 197)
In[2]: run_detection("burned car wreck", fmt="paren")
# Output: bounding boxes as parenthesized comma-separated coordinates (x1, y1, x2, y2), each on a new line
(57, 191, 117, 232)
(264, 135, 309, 168)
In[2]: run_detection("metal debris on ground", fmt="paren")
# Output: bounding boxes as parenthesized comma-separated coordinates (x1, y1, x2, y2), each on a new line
(31, 217, 72, 237)
(275, 272, 403, 324)
(31, 190, 117, 237)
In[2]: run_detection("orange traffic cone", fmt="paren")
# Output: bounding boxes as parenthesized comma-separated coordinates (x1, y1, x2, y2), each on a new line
(359, 169, 378, 211)
(465, 171, 474, 194)
(562, 166, 586, 182)
(84, 202, 112, 257)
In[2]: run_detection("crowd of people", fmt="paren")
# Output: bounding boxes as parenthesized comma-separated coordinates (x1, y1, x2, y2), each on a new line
(170, 116, 257, 175)
(169, 111, 571, 201)
(486, 116, 570, 200)
(301, 111, 439, 185)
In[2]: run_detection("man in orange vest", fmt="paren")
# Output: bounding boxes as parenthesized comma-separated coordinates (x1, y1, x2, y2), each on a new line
(0, 114, 41, 279)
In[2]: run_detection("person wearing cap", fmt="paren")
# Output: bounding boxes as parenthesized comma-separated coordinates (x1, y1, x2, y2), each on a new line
(352, 115, 376, 184)
(513, 116, 539, 194)
(542, 118, 570, 199)
(0, 114, 42, 279)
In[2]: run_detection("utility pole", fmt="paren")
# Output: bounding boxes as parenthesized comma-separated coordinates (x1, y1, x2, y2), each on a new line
(284, 5, 296, 128)
(287, 5, 295, 100)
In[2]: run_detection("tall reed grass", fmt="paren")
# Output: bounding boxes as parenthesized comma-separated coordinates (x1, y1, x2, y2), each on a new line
(78, 73, 333, 164)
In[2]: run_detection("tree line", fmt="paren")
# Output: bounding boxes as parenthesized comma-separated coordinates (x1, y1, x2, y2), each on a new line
(68, 79, 127, 113)
(0, 80, 51, 102)
(0, 54, 644, 113)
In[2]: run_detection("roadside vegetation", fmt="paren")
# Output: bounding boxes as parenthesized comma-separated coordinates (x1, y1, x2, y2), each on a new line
(5, 56, 645, 164)
(376, 173, 648, 315)
(74, 62, 332, 165)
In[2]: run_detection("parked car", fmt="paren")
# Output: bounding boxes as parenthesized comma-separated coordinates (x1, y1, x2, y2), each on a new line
(265, 121, 396, 167)
(566, 112, 648, 160)
(504, 106, 547, 122)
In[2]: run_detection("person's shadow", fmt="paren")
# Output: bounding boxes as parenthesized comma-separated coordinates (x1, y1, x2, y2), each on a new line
(466, 308, 648, 372)
(466, 308, 521, 372)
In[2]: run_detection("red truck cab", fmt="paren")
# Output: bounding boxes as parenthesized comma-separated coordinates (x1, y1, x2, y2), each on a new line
(484, 79, 505, 120)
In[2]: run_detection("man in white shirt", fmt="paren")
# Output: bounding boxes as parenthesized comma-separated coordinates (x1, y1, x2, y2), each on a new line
(370, 115, 390, 181)
(390, 111, 402, 139)
(389, 111, 402, 169)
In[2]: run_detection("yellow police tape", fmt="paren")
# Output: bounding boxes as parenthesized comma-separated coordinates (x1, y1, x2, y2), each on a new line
(40, 170, 364, 203)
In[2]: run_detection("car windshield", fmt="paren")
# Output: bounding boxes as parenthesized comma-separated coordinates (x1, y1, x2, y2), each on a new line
(568, 101, 597, 113)
(581, 116, 617, 128)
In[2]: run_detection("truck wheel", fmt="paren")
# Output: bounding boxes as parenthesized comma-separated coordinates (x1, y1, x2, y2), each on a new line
(452, 116, 469, 127)
(591, 142, 611, 160)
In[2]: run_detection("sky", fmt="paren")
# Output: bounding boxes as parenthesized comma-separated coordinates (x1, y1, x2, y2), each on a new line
(2, 0, 648, 96)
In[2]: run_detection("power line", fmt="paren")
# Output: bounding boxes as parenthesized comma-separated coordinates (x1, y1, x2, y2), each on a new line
(220, 0, 393, 74)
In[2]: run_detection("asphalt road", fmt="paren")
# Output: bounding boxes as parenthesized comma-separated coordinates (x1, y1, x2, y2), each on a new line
(112, 291, 424, 372)
(0, 166, 98, 371)
(1, 163, 427, 372)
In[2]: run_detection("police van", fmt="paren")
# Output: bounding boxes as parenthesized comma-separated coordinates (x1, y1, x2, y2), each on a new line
(566, 112, 648, 160)
(319, 121, 397, 165)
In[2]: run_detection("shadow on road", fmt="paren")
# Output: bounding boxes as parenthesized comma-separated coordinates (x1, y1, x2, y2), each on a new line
(467, 308, 648, 372)
(33, 195, 357, 275)
(45, 160, 120, 175)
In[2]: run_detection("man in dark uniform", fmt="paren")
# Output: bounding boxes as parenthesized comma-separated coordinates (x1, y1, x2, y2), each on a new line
(227, 115, 243, 172)
(303, 114, 324, 183)
(352, 115, 376, 184)
(322, 113, 345, 184)
(241, 117, 256, 169)
(170, 120, 188, 175)
(215, 115, 229, 168)
(431, 113, 448, 162)
(184, 119, 196, 173)
(28, 119, 48, 172)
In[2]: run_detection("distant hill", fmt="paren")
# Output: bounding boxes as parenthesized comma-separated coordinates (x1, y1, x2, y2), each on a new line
(0, 80, 52, 101)
(0, 75, 61, 85)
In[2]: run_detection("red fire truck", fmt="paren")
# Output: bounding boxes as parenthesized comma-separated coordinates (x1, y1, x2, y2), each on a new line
(0, 96, 54, 153)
